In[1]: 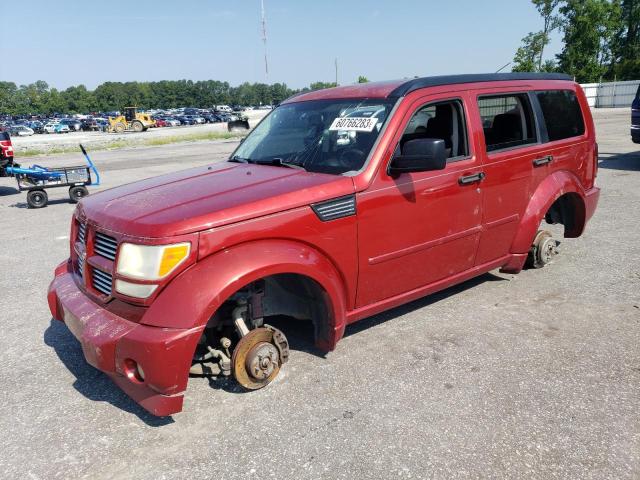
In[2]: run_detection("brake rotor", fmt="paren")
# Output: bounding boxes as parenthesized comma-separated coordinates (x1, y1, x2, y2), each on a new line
(232, 326, 288, 390)
(529, 230, 558, 268)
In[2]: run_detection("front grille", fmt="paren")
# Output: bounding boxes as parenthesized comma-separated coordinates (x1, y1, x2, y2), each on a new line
(94, 232, 118, 260)
(92, 268, 113, 295)
(78, 222, 86, 244)
(77, 254, 85, 278)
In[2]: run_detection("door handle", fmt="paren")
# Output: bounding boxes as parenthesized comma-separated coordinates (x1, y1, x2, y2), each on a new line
(458, 172, 485, 185)
(533, 155, 553, 167)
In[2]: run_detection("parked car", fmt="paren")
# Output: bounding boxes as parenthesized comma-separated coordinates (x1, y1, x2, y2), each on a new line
(153, 118, 168, 128)
(632, 84, 640, 144)
(8, 125, 34, 136)
(175, 115, 194, 125)
(59, 118, 82, 131)
(81, 118, 100, 131)
(25, 121, 45, 134)
(44, 122, 70, 134)
(163, 117, 181, 127)
(47, 73, 600, 417)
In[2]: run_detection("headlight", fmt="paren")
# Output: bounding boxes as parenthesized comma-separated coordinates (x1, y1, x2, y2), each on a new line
(116, 242, 190, 280)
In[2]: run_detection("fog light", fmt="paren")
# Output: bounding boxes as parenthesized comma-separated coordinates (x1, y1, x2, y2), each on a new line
(115, 279, 157, 299)
(123, 358, 145, 383)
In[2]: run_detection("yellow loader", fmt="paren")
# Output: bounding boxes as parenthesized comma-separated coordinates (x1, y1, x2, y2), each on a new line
(107, 107, 155, 133)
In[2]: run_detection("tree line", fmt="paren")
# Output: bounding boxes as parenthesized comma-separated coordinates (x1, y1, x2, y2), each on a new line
(512, 0, 640, 82)
(0, 79, 342, 116)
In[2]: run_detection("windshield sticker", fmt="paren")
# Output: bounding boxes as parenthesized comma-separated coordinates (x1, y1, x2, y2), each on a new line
(328, 116, 378, 132)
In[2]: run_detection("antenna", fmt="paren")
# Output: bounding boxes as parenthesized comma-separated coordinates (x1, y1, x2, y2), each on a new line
(261, 0, 268, 81)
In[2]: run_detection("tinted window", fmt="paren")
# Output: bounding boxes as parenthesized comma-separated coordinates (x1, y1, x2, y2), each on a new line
(478, 94, 537, 152)
(536, 90, 585, 141)
(401, 100, 468, 159)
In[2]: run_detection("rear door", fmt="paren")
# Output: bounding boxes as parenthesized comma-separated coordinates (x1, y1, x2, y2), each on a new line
(356, 93, 483, 307)
(470, 90, 541, 265)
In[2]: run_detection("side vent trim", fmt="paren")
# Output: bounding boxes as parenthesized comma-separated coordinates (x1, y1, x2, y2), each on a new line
(311, 195, 356, 222)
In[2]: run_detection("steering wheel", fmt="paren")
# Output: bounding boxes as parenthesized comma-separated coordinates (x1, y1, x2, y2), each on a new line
(336, 148, 365, 170)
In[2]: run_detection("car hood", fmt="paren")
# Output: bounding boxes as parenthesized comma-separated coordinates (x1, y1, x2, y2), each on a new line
(78, 162, 355, 238)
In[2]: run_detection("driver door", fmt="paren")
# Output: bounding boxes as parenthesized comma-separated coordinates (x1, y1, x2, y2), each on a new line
(356, 94, 483, 307)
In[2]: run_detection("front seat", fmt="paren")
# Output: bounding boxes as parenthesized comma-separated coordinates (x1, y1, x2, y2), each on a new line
(425, 104, 454, 157)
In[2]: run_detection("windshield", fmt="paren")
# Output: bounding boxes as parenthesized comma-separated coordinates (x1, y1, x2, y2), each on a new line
(230, 98, 395, 174)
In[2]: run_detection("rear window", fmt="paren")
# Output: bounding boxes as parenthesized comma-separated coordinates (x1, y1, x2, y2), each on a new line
(478, 94, 537, 152)
(536, 90, 585, 141)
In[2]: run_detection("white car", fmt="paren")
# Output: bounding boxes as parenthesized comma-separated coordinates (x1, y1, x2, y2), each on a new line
(9, 125, 35, 136)
(44, 122, 71, 134)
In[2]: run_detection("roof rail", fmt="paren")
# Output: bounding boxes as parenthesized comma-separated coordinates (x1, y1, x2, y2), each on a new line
(388, 73, 573, 98)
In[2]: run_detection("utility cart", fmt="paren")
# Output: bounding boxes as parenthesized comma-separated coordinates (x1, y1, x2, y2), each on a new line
(0, 143, 101, 208)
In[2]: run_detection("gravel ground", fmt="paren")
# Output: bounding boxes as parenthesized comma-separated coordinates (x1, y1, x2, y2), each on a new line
(0, 108, 638, 480)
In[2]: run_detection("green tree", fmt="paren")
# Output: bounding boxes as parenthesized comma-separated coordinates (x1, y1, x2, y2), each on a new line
(513, 32, 548, 71)
(532, 0, 562, 69)
(357, 76, 369, 83)
(611, 0, 640, 79)
(309, 81, 337, 90)
(512, 0, 561, 72)
(556, 0, 621, 82)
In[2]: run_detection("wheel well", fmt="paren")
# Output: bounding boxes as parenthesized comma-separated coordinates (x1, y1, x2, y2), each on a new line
(208, 273, 333, 351)
(544, 192, 586, 238)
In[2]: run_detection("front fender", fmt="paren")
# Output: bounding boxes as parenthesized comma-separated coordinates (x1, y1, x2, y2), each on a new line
(141, 239, 348, 351)
(510, 170, 586, 255)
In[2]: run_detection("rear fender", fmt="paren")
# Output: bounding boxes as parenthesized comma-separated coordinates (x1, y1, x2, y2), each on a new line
(510, 170, 586, 256)
(142, 239, 348, 352)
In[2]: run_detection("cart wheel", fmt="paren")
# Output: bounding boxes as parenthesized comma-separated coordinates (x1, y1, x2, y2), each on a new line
(69, 186, 89, 203)
(27, 189, 48, 209)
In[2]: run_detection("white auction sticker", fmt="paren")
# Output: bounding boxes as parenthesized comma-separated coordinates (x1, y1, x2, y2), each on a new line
(328, 116, 378, 132)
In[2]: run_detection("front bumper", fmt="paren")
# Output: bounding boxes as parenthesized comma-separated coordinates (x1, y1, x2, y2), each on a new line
(47, 261, 202, 416)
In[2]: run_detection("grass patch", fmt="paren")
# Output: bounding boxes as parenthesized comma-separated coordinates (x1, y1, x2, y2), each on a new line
(145, 131, 240, 146)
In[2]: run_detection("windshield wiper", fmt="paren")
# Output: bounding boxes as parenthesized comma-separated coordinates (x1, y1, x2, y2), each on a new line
(251, 158, 307, 171)
(229, 155, 250, 163)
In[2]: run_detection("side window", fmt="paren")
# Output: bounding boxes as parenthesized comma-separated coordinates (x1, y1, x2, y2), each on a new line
(478, 94, 537, 152)
(400, 100, 468, 160)
(536, 90, 585, 141)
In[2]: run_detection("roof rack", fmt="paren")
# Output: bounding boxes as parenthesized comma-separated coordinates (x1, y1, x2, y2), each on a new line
(388, 73, 573, 98)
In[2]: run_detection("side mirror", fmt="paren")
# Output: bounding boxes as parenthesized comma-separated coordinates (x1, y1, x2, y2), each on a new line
(388, 138, 447, 176)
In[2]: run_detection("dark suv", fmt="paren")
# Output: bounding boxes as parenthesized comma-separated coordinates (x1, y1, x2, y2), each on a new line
(632, 85, 640, 144)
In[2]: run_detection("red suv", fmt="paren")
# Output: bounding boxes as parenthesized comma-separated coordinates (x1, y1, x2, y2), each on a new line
(48, 73, 600, 416)
(0, 131, 14, 175)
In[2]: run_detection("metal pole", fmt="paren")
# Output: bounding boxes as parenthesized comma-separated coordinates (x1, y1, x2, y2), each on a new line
(335, 57, 338, 86)
(261, 0, 268, 81)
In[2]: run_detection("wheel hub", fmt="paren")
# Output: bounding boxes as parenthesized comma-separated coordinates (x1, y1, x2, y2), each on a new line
(231, 326, 288, 390)
(245, 342, 279, 380)
(538, 236, 557, 265)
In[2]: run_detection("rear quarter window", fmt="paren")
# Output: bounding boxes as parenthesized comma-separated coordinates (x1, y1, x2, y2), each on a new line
(536, 90, 585, 141)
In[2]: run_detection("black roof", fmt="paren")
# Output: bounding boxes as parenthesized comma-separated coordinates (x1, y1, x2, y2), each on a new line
(388, 73, 573, 98)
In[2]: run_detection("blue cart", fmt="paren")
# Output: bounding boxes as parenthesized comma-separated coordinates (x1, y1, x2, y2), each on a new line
(2, 144, 100, 208)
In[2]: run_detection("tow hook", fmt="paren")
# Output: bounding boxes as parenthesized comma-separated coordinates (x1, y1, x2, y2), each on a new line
(527, 230, 559, 268)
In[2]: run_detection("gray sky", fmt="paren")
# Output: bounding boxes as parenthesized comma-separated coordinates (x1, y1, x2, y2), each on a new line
(1, 0, 563, 89)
